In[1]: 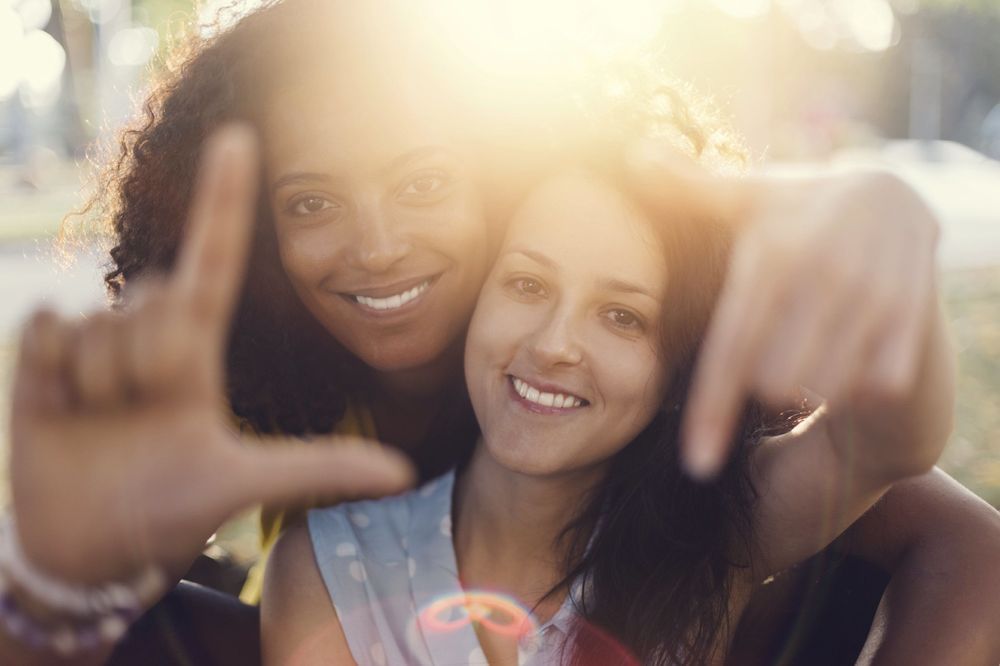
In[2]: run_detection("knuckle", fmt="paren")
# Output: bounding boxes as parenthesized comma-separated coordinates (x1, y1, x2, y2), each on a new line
(127, 276, 169, 312)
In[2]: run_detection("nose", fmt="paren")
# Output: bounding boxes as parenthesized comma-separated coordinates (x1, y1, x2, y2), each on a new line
(528, 306, 584, 368)
(346, 199, 410, 273)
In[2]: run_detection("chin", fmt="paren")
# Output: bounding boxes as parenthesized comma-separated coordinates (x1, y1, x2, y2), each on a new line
(483, 434, 568, 478)
(353, 332, 453, 373)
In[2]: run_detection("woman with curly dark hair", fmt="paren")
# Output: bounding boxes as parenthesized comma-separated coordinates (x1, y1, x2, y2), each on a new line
(94, 0, 499, 604)
(1, 0, 999, 664)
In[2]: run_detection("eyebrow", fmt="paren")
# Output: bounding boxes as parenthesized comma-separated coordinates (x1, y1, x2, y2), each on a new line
(504, 247, 659, 300)
(595, 277, 658, 300)
(506, 247, 557, 269)
(270, 145, 454, 194)
(270, 171, 336, 193)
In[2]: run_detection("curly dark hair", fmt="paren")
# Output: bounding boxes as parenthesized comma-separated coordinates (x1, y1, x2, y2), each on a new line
(78, 0, 482, 477)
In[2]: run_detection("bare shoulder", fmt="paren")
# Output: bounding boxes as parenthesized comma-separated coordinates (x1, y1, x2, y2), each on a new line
(261, 523, 357, 665)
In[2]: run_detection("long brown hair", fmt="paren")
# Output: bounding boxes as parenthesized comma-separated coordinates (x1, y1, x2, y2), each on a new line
(508, 64, 791, 664)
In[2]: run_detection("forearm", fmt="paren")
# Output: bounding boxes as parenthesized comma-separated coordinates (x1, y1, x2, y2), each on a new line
(839, 469, 1000, 665)
(857, 532, 1000, 665)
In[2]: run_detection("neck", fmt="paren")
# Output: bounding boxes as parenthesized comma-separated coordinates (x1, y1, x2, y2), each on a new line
(453, 443, 605, 611)
(375, 334, 466, 400)
(369, 337, 466, 451)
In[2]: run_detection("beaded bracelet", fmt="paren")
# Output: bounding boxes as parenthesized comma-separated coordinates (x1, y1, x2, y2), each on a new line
(0, 576, 137, 656)
(0, 512, 164, 655)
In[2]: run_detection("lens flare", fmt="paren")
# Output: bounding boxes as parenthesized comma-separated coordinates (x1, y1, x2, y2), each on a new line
(417, 590, 538, 639)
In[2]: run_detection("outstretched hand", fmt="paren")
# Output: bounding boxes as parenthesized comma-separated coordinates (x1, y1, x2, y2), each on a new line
(9, 126, 414, 587)
(627, 141, 941, 479)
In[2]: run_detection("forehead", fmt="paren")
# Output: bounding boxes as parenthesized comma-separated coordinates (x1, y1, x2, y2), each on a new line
(503, 170, 667, 287)
(262, 81, 456, 171)
(255, 7, 474, 174)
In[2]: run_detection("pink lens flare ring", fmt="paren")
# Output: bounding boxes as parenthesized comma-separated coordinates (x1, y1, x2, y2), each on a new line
(419, 591, 538, 639)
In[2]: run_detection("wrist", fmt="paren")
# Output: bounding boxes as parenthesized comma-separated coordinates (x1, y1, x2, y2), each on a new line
(0, 512, 164, 656)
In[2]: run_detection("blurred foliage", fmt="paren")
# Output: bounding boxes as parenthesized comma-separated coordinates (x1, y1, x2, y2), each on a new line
(132, 0, 196, 58)
(134, 0, 194, 30)
(940, 266, 1000, 508)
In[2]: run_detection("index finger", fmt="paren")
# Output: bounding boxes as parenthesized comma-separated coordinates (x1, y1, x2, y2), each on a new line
(173, 124, 260, 338)
(681, 244, 781, 479)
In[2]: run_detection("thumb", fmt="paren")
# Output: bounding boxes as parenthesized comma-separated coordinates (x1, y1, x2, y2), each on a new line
(228, 437, 417, 510)
(625, 137, 752, 223)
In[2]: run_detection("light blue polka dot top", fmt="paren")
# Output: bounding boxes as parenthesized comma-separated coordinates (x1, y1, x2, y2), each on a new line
(308, 470, 584, 665)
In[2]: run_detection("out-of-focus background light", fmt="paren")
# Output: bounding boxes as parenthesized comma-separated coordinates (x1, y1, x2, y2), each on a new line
(0, 0, 998, 531)
(714, 0, 772, 21)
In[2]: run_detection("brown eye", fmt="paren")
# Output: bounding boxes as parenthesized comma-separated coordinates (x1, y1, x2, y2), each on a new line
(503, 275, 547, 299)
(397, 169, 453, 202)
(515, 278, 544, 295)
(404, 176, 442, 194)
(289, 195, 336, 216)
(605, 308, 643, 331)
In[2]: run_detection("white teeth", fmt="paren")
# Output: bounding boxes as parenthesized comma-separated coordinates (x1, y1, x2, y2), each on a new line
(510, 376, 584, 410)
(353, 280, 431, 311)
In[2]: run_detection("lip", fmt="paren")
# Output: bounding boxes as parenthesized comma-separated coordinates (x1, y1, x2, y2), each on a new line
(335, 273, 442, 318)
(339, 272, 441, 299)
(506, 374, 590, 415)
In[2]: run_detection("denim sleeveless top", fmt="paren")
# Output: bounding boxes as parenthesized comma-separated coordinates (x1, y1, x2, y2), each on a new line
(307, 470, 584, 665)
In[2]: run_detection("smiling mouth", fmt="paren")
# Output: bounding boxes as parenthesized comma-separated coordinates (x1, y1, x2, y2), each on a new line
(509, 375, 589, 410)
(344, 277, 436, 313)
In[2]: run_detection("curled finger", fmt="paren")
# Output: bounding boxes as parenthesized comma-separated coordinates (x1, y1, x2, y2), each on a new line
(125, 286, 188, 395)
(72, 311, 128, 408)
(14, 309, 71, 416)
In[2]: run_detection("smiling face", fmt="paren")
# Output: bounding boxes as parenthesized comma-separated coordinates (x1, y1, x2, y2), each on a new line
(260, 58, 491, 374)
(464, 170, 671, 477)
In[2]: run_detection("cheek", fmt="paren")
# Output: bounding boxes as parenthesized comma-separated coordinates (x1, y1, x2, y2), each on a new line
(277, 227, 339, 287)
(603, 344, 668, 427)
(465, 289, 512, 370)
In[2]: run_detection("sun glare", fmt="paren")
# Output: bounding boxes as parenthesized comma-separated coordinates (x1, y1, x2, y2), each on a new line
(425, 0, 671, 76)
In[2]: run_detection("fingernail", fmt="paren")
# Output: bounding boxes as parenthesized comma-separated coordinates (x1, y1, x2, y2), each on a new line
(684, 440, 721, 481)
(210, 124, 255, 167)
